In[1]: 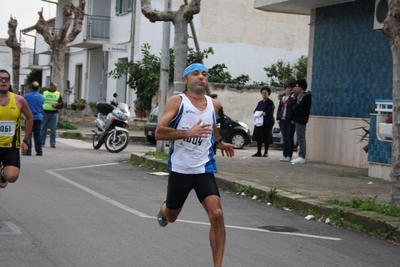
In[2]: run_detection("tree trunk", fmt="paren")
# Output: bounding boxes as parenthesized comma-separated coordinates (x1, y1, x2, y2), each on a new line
(35, 1, 85, 93)
(5, 16, 20, 93)
(172, 11, 190, 94)
(141, 0, 201, 94)
(52, 44, 66, 91)
(383, 0, 400, 205)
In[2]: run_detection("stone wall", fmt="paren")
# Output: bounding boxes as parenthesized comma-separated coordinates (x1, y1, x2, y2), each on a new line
(208, 83, 282, 131)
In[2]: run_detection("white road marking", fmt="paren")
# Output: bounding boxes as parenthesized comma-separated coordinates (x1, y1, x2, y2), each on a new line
(46, 164, 342, 241)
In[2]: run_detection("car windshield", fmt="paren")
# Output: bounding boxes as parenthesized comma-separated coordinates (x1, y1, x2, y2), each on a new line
(148, 106, 158, 122)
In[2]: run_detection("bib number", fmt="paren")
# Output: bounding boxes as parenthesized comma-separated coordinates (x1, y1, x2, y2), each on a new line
(0, 121, 15, 136)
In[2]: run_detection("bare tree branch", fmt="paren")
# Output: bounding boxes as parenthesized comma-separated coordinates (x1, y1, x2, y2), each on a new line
(141, 0, 176, 22)
(5, 15, 20, 92)
(35, 8, 55, 47)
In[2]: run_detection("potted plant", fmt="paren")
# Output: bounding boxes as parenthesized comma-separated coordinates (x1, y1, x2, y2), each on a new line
(70, 101, 77, 110)
(74, 98, 87, 111)
(134, 99, 146, 117)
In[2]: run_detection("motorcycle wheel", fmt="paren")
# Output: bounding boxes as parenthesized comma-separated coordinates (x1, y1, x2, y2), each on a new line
(105, 131, 129, 153)
(92, 134, 103, 149)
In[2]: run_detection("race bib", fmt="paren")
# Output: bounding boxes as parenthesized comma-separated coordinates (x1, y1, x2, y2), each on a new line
(0, 121, 15, 136)
(176, 121, 211, 155)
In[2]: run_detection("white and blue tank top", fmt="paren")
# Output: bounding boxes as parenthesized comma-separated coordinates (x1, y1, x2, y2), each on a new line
(168, 94, 217, 174)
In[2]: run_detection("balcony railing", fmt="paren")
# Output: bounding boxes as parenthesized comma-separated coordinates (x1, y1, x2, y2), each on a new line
(86, 15, 110, 39)
(47, 15, 110, 39)
(375, 99, 393, 141)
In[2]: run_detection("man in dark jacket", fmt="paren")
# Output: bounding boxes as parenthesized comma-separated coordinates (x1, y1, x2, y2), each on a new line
(276, 82, 296, 162)
(291, 79, 312, 164)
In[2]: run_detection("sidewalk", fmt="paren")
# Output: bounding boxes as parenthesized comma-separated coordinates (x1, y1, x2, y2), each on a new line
(59, 124, 400, 240)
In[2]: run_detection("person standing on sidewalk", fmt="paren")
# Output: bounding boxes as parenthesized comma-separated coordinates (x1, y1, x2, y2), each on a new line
(251, 86, 275, 157)
(155, 63, 235, 267)
(0, 69, 33, 188)
(24, 81, 44, 156)
(210, 93, 225, 155)
(41, 82, 63, 148)
(276, 82, 296, 162)
(291, 79, 312, 164)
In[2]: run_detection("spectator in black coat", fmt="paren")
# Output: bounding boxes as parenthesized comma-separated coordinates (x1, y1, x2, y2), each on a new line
(291, 79, 312, 164)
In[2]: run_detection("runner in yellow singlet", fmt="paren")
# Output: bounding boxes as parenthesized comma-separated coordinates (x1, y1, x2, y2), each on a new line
(0, 69, 33, 189)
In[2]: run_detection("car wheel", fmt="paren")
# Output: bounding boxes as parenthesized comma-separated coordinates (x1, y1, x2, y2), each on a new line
(229, 132, 246, 149)
(146, 136, 156, 145)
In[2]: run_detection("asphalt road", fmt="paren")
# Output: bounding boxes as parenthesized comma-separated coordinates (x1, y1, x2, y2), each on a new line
(0, 139, 399, 267)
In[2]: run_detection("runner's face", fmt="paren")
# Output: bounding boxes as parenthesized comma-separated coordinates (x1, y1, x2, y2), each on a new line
(184, 70, 208, 93)
(0, 73, 11, 94)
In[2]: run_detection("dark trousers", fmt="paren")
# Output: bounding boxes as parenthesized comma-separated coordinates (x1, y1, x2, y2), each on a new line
(28, 120, 43, 155)
(279, 120, 295, 158)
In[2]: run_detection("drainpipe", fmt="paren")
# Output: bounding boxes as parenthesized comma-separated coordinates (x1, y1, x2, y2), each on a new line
(127, 0, 137, 113)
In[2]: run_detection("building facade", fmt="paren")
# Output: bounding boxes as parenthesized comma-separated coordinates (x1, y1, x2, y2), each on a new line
(255, 0, 393, 178)
(26, 0, 309, 111)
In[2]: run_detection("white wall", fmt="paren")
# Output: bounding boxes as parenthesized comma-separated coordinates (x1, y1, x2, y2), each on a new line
(132, 0, 309, 83)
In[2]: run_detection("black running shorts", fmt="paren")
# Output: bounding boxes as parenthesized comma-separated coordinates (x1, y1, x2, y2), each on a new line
(165, 171, 220, 210)
(0, 148, 20, 168)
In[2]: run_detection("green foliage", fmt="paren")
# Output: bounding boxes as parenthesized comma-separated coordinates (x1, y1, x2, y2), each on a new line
(263, 56, 307, 87)
(144, 150, 169, 160)
(109, 43, 252, 111)
(208, 64, 250, 84)
(73, 98, 87, 107)
(351, 118, 370, 153)
(294, 55, 307, 81)
(89, 102, 97, 112)
(235, 184, 253, 197)
(268, 188, 278, 202)
(328, 197, 400, 217)
(57, 118, 78, 130)
(109, 43, 160, 111)
(25, 70, 42, 86)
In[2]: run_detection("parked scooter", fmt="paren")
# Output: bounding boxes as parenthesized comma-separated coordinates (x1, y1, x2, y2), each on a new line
(92, 93, 131, 153)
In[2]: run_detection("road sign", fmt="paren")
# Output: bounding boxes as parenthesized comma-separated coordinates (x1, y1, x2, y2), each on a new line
(103, 44, 129, 53)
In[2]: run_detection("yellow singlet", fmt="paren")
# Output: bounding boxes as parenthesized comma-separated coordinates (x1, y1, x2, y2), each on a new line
(0, 93, 21, 148)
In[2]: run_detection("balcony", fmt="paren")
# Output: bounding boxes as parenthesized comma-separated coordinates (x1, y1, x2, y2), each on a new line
(68, 15, 110, 49)
(254, 0, 356, 15)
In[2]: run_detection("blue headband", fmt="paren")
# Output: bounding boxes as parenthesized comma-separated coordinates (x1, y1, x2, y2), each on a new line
(182, 63, 209, 77)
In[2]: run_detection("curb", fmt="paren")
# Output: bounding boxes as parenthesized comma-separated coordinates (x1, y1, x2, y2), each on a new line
(130, 154, 400, 240)
(58, 131, 148, 143)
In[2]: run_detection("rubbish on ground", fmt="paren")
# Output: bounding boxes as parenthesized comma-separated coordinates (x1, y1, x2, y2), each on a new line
(367, 182, 374, 185)
(325, 218, 331, 224)
(240, 192, 246, 196)
(304, 215, 315, 220)
(252, 195, 258, 200)
(147, 172, 169, 176)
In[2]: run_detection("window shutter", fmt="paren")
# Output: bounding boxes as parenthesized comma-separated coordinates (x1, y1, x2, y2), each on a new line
(116, 0, 121, 15)
(127, 0, 133, 12)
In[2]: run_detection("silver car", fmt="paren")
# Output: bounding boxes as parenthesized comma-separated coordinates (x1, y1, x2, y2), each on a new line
(272, 122, 297, 147)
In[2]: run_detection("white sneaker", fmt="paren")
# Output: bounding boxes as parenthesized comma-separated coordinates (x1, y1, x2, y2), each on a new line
(280, 157, 291, 162)
(279, 157, 286, 161)
(291, 157, 306, 164)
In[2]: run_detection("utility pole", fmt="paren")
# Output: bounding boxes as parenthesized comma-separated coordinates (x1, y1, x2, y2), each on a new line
(156, 0, 172, 152)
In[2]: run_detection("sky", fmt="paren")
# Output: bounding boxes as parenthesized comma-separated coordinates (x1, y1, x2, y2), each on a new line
(0, 0, 57, 49)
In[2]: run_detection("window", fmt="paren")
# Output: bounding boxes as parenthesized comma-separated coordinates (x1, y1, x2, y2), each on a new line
(116, 0, 133, 15)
